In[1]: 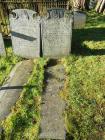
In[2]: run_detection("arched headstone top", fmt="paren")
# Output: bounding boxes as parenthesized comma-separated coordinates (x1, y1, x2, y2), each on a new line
(47, 8, 65, 19)
(10, 9, 38, 20)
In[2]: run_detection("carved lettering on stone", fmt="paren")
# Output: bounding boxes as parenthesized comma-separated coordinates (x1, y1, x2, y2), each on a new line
(0, 33, 6, 56)
(9, 9, 40, 58)
(42, 14, 72, 58)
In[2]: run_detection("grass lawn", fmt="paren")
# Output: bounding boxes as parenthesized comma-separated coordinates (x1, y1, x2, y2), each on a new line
(65, 11, 105, 140)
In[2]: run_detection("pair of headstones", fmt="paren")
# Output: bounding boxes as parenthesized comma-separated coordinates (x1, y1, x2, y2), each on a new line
(9, 9, 72, 58)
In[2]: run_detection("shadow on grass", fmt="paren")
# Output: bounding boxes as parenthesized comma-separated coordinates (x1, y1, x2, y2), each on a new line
(72, 27, 105, 56)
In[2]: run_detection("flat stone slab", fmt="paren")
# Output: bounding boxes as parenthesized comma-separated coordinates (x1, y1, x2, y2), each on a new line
(39, 63, 66, 140)
(0, 60, 34, 121)
(9, 9, 40, 58)
(0, 33, 6, 56)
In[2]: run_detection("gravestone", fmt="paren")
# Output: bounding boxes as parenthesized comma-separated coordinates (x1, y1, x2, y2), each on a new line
(0, 33, 6, 56)
(42, 9, 72, 58)
(9, 9, 40, 58)
(73, 11, 86, 29)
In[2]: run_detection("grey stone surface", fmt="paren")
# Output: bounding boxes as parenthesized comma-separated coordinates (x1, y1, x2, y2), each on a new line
(9, 9, 40, 58)
(47, 8, 65, 18)
(39, 64, 66, 140)
(73, 11, 86, 29)
(0, 60, 33, 121)
(0, 33, 6, 56)
(42, 15, 72, 58)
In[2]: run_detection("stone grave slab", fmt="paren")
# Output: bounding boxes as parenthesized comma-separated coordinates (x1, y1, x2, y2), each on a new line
(42, 11, 72, 58)
(39, 64, 66, 140)
(9, 9, 40, 58)
(0, 33, 6, 56)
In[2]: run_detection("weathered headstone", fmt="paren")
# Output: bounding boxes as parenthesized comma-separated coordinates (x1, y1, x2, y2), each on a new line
(0, 33, 6, 56)
(42, 9, 72, 58)
(9, 9, 40, 58)
(73, 11, 86, 29)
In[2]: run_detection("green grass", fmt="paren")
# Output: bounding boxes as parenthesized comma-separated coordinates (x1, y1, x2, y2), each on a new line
(0, 59, 46, 140)
(0, 11, 105, 140)
(0, 47, 22, 86)
(65, 11, 105, 140)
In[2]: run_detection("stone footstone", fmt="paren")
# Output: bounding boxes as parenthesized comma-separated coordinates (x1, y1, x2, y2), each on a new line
(9, 9, 40, 58)
(0, 33, 6, 56)
(0, 60, 34, 121)
(39, 64, 66, 140)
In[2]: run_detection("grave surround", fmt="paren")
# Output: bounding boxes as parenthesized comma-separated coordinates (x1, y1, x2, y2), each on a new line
(0, 33, 6, 56)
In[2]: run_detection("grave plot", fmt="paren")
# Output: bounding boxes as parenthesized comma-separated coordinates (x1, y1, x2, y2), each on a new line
(0, 33, 6, 56)
(0, 59, 46, 140)
(10, 9, 40, 58)
(0, 8, 72, 140)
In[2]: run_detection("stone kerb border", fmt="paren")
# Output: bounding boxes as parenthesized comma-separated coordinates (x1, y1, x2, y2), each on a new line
(0, 33, 6, 56)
